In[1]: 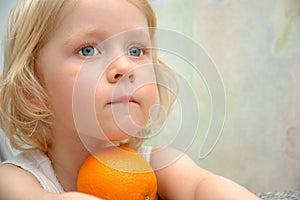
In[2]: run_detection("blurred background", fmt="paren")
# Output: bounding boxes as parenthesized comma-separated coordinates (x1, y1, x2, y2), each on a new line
(1, 0, 299, 193)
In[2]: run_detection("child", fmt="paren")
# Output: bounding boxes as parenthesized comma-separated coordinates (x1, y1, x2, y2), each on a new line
(0, 0, 259, 199)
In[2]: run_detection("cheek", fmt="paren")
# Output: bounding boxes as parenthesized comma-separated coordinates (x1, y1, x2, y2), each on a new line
(46, 70, 76, 102)
(142, 85, 157, 115)
(41, 63, 80, 126)
(46, 76, 75, 122)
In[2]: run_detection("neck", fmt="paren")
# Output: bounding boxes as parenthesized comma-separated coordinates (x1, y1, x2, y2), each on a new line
(47, 130, 115, 191)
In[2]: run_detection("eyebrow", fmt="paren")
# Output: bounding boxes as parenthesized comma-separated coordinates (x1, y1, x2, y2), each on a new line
(64, 27, 153, 49)
(64, 28, 109, 47)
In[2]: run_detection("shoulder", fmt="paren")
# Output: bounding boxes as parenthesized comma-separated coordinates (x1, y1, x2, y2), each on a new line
(0, 162, 41, 185)
(1, 150, 64, 193)
(0, 164, 100, 200)
(0, 163, 47, 199)
(0, 151, 48, 195)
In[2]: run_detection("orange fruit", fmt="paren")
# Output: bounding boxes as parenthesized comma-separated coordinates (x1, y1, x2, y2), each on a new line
(77, 146, 157, 200)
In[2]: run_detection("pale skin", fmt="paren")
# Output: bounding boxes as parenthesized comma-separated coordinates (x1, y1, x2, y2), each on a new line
(0, 0, 259, 199)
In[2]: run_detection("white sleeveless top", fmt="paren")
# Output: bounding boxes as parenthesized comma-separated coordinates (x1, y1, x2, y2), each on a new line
(1, 146, 153, 193)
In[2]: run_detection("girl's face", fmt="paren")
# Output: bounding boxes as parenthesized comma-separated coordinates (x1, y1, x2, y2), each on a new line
(37, 0, 157, 141)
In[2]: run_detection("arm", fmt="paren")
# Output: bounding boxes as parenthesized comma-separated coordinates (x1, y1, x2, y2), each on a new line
(0, 164, 100, 200)
(151, 148, 259, 200)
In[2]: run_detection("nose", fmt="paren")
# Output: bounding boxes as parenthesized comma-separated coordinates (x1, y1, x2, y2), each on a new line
(106, 56, 136, 83)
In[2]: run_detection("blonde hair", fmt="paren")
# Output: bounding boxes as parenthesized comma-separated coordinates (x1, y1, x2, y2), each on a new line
(0, 0, 177, 152)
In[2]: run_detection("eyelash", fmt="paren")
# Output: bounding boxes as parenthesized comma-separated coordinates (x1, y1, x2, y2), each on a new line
(76, 42, 100, 56)
(76, 42, 151, 57)
(130, 44, 151, 56)
(128, 47, 145, 57)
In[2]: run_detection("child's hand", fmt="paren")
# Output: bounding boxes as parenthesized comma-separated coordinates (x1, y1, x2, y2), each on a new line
(55, 192, 102, 200)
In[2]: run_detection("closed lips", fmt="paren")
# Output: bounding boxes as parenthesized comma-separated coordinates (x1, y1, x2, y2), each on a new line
(108, 96, 138, 104)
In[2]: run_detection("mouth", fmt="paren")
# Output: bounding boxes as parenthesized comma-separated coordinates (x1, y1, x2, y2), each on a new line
(108, 96, 138, 105)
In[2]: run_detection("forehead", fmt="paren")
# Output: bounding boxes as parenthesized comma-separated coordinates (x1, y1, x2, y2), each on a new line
(56, 0, 148, 39)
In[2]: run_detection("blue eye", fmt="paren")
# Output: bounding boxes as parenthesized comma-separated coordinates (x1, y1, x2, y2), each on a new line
(79, 46, 99, 57)
(128, 47, 143, 57)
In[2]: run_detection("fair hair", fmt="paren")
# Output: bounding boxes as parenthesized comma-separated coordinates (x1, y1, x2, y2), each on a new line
(0, 0, 177, 152)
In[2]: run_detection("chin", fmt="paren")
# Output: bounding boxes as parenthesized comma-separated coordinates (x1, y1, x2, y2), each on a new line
(99, 124, 134, 141)
(106, 132, 132, 142)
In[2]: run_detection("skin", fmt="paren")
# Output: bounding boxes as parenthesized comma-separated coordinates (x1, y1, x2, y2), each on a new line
(0, 0, 260, 199)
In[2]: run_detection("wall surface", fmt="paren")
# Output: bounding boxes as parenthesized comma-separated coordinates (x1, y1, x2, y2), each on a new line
(0, 0, 18, 66)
